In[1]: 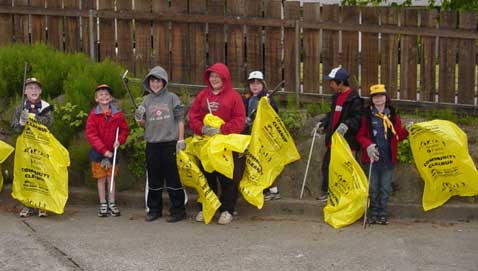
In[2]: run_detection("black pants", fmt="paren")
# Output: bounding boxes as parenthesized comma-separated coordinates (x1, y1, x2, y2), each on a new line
(145, 142, 185, 217)
(202, 152, 245, 213)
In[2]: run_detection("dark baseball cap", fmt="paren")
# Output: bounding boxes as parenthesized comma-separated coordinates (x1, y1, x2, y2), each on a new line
(324, 66, 349, 81)
(95, 84, 113, 94)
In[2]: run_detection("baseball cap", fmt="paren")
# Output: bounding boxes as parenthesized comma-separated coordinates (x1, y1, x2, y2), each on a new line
(95, 84, 113, 94)
(369, 84, 386, 96)
(247, 71, 264, 81)
(24, 77, 41, 87)
(324, 66, 349, 81)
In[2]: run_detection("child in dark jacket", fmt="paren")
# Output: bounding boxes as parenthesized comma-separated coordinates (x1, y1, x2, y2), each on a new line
(356, 84, 408, 225)
(85, 84, 129, 217)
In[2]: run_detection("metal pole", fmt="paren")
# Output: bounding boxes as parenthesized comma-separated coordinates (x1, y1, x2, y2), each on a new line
(363, 161, 373, 229)
(109, 128, 120, 194)
(294, 20, 300, 108)
(88, 9, 95, 60)
(300, 131, 319, 199)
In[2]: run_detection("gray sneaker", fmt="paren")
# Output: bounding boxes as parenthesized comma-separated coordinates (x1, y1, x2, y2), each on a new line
(264, 191, 281, 201)
(317, 191, 327, 202)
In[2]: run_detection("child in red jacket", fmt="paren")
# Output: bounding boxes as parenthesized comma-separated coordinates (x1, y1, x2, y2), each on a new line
(356, 84, 409, 225)
(85, 84, 129, 217)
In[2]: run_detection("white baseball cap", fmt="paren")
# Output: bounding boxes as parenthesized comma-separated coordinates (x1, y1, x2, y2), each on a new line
(248, 71, 264, 81)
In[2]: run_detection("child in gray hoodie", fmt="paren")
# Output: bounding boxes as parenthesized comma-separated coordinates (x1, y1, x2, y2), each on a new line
(134, 66, 186, 223)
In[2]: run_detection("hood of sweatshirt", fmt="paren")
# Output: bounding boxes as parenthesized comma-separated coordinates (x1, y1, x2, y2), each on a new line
(143, 66, 169, 95)
(203, 63, 233, 94)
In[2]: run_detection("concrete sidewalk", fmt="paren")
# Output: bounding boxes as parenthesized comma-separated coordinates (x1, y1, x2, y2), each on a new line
(2, 185, 477, 221)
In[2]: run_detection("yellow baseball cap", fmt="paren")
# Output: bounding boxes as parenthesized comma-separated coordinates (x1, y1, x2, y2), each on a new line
(369, 84, 386, 96)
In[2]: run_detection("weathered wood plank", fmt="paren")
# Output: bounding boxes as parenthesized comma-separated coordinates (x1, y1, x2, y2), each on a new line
(399, 9, 418, 100)
(170, 0, 189, 83)
(63, 0, 81, 52)
(321, 5, 340, 94)
(303, 2, 320, 93)
(457, 11, 476, 105)
(152, 1, 170, 76)
(341, 6, 359, 83)
(98, 0, 115, 61)
(264, 0, 282, 89)
(226, 0, 245, 85)
(116, 0, 133, 71)
(46, 0, 62, 49)
(30, 0, 46, 43)
(207, 0, 225, 65)
(420, 8, 437, 102)
(245, 0, 263, 76)
(360, 7, 379, 96)
(284, 1, 300, 92)
(438, 11, 457, 103)
(379, 7, 399, 99)
(188, 0, 207, 84)
(135, 0, 152, 76)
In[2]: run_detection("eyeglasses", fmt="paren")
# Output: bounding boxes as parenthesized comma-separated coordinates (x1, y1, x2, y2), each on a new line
(25, 85, 41, 90)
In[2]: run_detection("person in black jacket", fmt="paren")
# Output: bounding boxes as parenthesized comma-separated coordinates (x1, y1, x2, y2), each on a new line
(313, 67, 363, 201)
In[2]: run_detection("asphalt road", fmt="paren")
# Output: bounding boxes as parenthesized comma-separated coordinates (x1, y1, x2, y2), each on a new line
(1, 205, 477, 271)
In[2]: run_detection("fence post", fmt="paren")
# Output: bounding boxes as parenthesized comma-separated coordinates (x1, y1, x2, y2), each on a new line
(295, 19, 300, 107)
(88, 9, 95, 60)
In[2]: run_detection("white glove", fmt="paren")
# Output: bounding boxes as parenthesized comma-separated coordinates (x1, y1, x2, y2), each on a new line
(19, 110, 29, 126)
(336, 123, 348, 136)
(134, 106, 146, 122)
(201, 125, 220, 136)
(406, 121, 414, 130)
(100, 158, 112, 169)
(366, 144, 379, 162)
(312, 121, 325, 136)
(245, 117, 253, 127)
(176, 140, 186, 152)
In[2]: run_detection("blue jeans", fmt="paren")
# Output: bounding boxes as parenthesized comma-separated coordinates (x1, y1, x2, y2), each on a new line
(365, 164, 393, 217)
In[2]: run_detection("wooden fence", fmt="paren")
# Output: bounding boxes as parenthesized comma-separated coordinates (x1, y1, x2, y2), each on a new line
(0, 0, 477, 106)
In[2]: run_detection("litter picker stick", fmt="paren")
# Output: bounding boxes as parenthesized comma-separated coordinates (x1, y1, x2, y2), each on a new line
(363, 161, 373, 229)
(300, 130, 319, 199)
(109, 127, 120, 194)
(121, 70, 137, 108)
(206, 98, 212, 113)
(21, 62, 28, 105)
(267, 80, 285, 98)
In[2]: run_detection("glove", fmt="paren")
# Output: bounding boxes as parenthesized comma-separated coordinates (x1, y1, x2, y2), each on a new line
(366, 144, 380, 162)
(311, 121, 324, 136)
(134, 106, 146, 122)
(336, 123, 348, 136)
(176, 140, 186, 152)
(201, 125, 220, 136)
(100, 158, 112, 169)
(406, 121, 414, 130)
(245, 117, 253, 127)
(19, 110, 29, 126)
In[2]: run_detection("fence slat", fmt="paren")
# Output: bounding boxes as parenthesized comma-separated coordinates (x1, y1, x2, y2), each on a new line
(226, 0, 245, 85)
(420, 9, 437, 102)
(81, 0, 95, 55)
(12, 0, 29, 43)
(379, 7, 399, 99)
(98, 0, 115, 61)
(63, 0, 80, 52)
(135, 0, 152, 76)
(360, 7, 379, 96)
(207, 0, 226, 65)
(245, 0, 263, 75)
(0, 0, 12, 45)
(152, 1, 170, 76)
(284, 1, 300, 92)
(116, 0, 133, 72)
(30, 0, 46, 43)
(438, 11, 457, 103)
(303, 3, 320, 93)
(457, 11, 477, 105)
(399, 9, 418, 100)
(341, 6, 359, 84)
(264, 0, 282, 90)
(188, 0, 206, 84)
(46, 0, 62, 49)
(321, 5, 340, 94)
(171, 0, 189, 83)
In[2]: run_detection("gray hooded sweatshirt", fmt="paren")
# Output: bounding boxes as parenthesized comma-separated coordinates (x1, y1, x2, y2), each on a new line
(141, 66, 184, 143)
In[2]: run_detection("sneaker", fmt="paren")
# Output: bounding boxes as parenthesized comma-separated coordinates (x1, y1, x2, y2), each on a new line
(19, 207, 34, 217)
(98, 202, 108, 217)
(264, 191, 281, 201)
(217, 211, 233, 225)
(367, 215, 377, 225)
(38, 209, 48, 217)
(195, 211, 204, 222)
(145, 212, 161, 222)
(166, 213, 186, 223)
(317, 191, 327, 202)
(108, 202, 121, 217)
(378, 216, 389, 225)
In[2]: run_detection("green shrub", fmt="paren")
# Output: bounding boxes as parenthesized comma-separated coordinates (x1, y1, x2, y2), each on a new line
(50, 102, 88, 146)
(398, 138, 414, 164)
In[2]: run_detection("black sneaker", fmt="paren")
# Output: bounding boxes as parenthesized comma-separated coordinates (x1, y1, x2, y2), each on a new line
(145, 212, 161, 222)
(98, 203, 108, 217)
(166, 213, 186, 223)
(378, 216, 389, 225)
(367, 215, 378, 225)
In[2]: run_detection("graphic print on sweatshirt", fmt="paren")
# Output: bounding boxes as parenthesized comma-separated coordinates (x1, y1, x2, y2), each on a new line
(148, 103, 172, 122)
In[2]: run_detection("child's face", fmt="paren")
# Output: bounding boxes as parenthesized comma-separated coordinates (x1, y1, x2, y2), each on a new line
(149, 77, 164, 93)
(24, 83, 42, 103)
(209, 72, 223, 91)
(328, 80, 340, 92)
(95, 90, 112, 105)
(249, 80, 264, 95)
(372, 94, 386, 107)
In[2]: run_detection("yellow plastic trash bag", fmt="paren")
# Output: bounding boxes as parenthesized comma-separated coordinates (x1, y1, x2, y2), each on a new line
(239, 97, 301, 209)
(203, 113, 225, 129)
(0, 140, 15, 192)
(408, 120, 478, 211)
(12, 116, 70, 214)
(176, 150, 221, 224)
(324, 132, 368, 229)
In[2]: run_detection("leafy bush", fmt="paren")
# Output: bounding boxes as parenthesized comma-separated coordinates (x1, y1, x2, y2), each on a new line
(50, 102, 88, 146)
(122, 125, 146, 178)
(398, 138, 414, 164)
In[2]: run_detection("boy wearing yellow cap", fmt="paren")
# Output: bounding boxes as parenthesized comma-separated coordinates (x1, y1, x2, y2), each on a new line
(356, 84, 409, 225)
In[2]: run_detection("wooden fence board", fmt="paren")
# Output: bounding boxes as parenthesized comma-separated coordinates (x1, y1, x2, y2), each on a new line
(98, 0, 115, 61)
(321, 5, 340, 94)
(207, 0, 225, 65)
(188, 0, 207, 84)
(264, 0, 282, 89)
(170, 0, 190, 83)
(438, 11, 457, 103)
(379, 7, 399, 99)
(116, 0, 133, 72)
(0, 0, 12, 45)
(13, 0, 29, 43)
(341, 6, 359, 83)
(80, 0, 95, 54)
(135, 0, 152, 76)
(226, 0, 245, 85)
(245, 0, 263, 76)
(284, 1, 300, 92)
(63, 0, 80, 52)
(46, 0, 62, 49)
(152, 1, 170, 76)
(30, 0, 46, 43)
(360, 7, 379, 95)
(399, 9, 418, 100)
(457, 11, 477, 104)
(302, 2, 320, 93)
(420, 9, 437, 102)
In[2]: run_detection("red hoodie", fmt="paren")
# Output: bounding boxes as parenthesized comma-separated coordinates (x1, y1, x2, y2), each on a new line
(189, 63, 245, 135)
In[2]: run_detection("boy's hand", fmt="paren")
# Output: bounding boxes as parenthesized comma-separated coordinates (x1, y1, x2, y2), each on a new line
(104, 151, 113, 158)
(100, 158, 112, 169)
(366, 144, 379, 162)
(19, 110, 29, 126)
(176, 140, 186, 152)
(311, 121, 324, 136)
(336, 123, 348, 136)
(134, 106, 146, 122)
(201, 125, 220, 136)
(113, 140, 120, 149)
